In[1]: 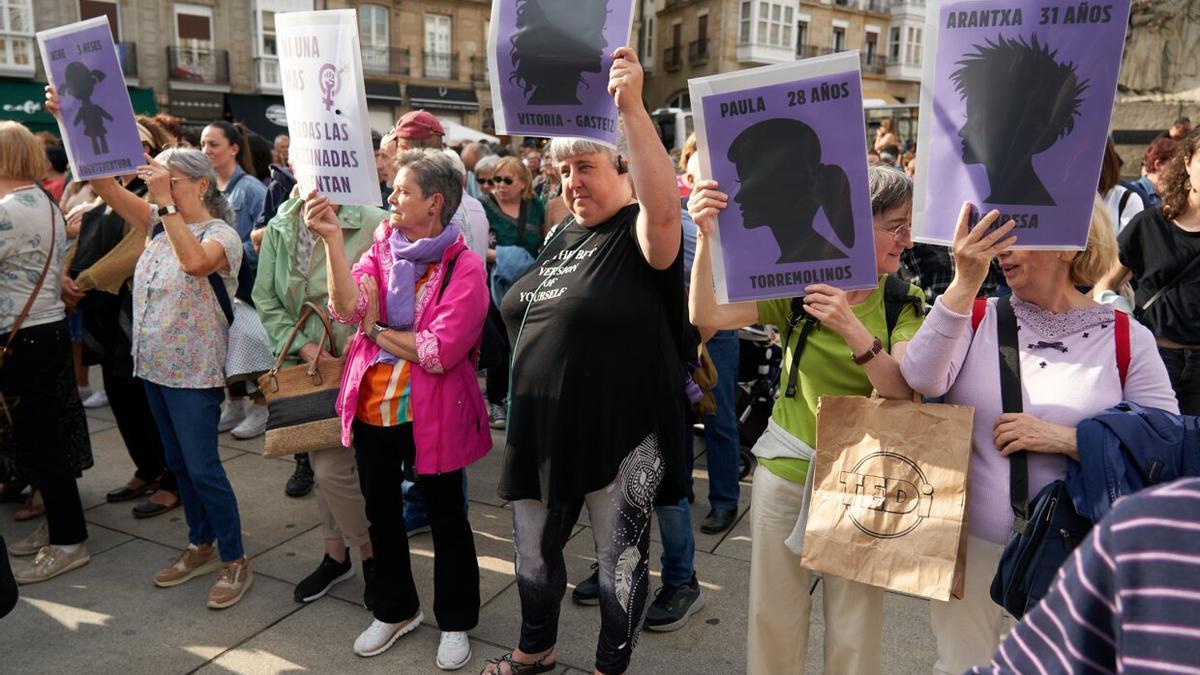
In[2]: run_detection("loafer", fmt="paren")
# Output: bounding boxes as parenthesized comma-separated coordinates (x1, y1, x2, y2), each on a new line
(106, 480, 158, 503)
(700, 507, 738, 535)
(133, 496, 179, 519)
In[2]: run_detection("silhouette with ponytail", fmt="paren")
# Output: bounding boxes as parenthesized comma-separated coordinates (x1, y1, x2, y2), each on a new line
(728, 118, 854, 264)
(951, 34, 1088, 206)
(509, 0, 609, 106)
(60, 61, 114, 155)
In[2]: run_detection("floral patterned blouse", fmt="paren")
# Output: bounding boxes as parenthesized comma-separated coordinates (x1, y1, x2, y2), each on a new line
(0, 186, 67, 334)
(131, 215, 242, 388)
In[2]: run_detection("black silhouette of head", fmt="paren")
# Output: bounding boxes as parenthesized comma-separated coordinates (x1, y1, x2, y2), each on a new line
(951, 34, 1087, 206)
(60, 61, 106, 101)
(728, 118, 854, 264)
(509, 0, 609, 106)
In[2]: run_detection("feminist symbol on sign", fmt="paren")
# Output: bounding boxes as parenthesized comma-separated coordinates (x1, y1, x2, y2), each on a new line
(318, 63, 342, 111)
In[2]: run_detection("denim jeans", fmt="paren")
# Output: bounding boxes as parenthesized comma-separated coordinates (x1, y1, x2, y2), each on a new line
(703, 329, 741, 511)
(143, 382, 244, 561)
(657, 421, 696, 586)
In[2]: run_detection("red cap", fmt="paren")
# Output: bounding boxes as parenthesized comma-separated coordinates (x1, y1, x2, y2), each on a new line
(394, 110, 445, 140)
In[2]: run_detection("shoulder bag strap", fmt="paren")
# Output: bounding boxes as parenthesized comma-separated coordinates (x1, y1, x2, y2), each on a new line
(995, 296, 1029, 534)
(2, 192, 60, 366)
(1114, 310, 1131, 390)
(208, 272, 234, 325)
(782, 297, 819, 399)
(513, 199, 530, 251)
(1118, 188, 1133, 219)
(1134, 251, 1200, 321)
(437, 250, 464, 302)
(971, 297, 988, 332)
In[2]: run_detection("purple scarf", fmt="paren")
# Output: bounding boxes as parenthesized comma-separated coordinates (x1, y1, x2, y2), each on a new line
(375, 222, 460, 364)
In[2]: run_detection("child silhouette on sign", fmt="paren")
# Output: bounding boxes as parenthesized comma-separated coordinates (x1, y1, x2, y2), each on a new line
(728, 118, 854, 264)
(509, 0, 609, 106)
(951, 34, 1088, 206)
(60, 61, 114, 155)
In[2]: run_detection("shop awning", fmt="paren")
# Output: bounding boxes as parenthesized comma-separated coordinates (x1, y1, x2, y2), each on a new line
(0, 79, 157, 134)
(366, 81, 403, 103)
(407, 85, 478, 112)
(227, 93, 289, 140)
(442, 119, 498, 145)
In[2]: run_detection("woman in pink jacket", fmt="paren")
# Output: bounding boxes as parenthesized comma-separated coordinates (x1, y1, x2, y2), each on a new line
(305, 148, 490, 669)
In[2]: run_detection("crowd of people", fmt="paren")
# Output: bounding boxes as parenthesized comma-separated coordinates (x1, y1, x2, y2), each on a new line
(2, 43, 1200, 675)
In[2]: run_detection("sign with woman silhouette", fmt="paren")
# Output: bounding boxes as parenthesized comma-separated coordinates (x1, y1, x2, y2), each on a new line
(488, 0, 635, 147)
(276, 10, 381, 207)
(690, 53, 878, 303)
(912, 0, 1131, 249)
(37, 17, 142, 181)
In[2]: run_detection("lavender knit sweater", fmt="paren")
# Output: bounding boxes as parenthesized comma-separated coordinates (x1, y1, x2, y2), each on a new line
(901, 295, 1178, 545)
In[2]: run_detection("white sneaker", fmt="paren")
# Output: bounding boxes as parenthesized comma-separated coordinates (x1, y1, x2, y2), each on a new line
(436, 631, 471, 670)
(218, 400, 246, 433)
(353, 611, 423, 657)
(231, 404, 269, 440)
(82, 389, 109, 408)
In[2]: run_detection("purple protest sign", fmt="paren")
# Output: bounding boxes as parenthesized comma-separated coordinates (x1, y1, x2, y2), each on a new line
(37, 17, 142, 181)
(912, 0, 1132, 249)
(690, 53, 878, 303)
(487, 0, 635, 147)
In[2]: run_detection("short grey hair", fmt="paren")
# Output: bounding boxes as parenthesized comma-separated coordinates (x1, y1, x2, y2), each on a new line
(155, 147, 234, 224)
(474, 155, 501, 175)
(545, 134, 626, 170)
(395, 148, 463, 227)
(441, 148, 467, 179)
(867, 165, 912, 216)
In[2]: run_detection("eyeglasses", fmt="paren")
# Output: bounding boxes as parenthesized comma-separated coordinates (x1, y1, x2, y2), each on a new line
(876, 222, 913, 242)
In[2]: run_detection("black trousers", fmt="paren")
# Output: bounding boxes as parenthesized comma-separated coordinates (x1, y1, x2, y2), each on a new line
(352, 420, 479, 629)
(1, 320, 88, 545)
(1160, 347, 1200, 416)
(482, 300, 510, 405)
(101, 360, 173, 490)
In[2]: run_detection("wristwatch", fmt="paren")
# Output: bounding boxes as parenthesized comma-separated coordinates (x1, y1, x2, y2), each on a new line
(852, 337, 884, 365)
(157, 203, 178, 217)
(367, 321, 388, 342)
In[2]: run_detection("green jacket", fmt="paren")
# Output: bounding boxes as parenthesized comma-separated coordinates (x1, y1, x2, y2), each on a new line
(252, 197, 387, 367)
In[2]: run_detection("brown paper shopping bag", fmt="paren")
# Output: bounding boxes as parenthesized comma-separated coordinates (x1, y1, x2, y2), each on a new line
(800, 395, 974, 601)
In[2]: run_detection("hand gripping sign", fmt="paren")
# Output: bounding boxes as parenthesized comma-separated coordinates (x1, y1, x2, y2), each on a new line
(276, 10, 381, 207)
(37, 17, 143, 181)
(912, 0, 1132, 249)
(487, 0, 636, 147)
(689, 52, 879, 303)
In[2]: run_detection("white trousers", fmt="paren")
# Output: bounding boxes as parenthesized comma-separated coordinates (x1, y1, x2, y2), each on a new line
(929, 535, 1016, 674)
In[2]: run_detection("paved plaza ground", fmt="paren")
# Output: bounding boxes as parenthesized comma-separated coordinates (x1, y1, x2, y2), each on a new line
(0, 380, 940, 674)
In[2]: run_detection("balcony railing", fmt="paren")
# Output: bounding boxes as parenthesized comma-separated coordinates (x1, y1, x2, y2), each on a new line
(861, 52, 886, 74)
(423, 52, 458, 80)
(688, 39, 709, 65)
(663, 45, 682, 71)
(796, 45, 835, 60)
(362, 46, 410, 76)
(470, 55, 489, 87)
(167, 47, 229, 85)
(117, 42, 137, 78)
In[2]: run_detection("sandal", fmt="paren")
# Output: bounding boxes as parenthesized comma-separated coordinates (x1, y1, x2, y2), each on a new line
(15, 492, 44, 522)
(482, 652, 556, 675)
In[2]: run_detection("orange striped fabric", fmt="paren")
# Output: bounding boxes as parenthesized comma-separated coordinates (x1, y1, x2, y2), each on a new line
(354, 269, 433, 427)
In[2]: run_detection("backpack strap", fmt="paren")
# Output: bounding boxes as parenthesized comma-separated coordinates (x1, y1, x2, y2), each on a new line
(971, 297, 988, 332)
(1118, 188, 1133, 220)
(781, 297, 818, 399)
(1114, 309, 1130, 390)
(883, 274, 923, 350)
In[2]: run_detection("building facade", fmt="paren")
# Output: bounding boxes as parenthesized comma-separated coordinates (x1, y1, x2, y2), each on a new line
(0, 0, 495, 141)
(640, 0, 925, 111)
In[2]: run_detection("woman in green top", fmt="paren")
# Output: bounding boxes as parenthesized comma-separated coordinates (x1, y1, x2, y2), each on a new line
(689, 166, 924, 675)
(483, 156, 547, 258)
(252, 194, 387, 607)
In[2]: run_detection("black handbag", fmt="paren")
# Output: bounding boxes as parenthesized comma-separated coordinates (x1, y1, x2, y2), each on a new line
(988, 296, 1093, 618)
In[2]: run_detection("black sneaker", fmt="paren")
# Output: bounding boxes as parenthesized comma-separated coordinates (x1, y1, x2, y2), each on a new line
(294, 552, 353, 603)
(285, 455, 315, 498)
(571, 562, 600, 606)
(643, 575, 704, 632)
(362, 557, 376, 610)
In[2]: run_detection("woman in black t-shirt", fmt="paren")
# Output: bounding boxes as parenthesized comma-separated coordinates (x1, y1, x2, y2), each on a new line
(482, 48, 685, 675)
(1100, 130, 1200, 414)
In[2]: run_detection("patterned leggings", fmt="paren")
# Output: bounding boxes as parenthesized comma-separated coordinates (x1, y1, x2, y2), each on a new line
(511, 435, 664, 675)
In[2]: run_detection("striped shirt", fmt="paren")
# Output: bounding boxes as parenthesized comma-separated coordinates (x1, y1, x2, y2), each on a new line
(972, 477, 1200, 675)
